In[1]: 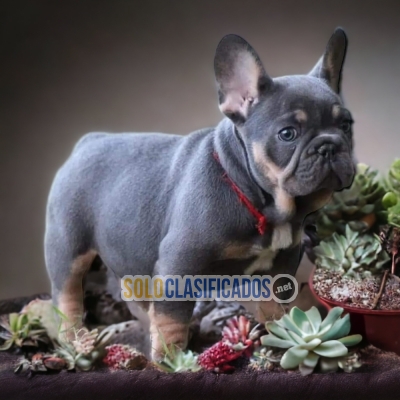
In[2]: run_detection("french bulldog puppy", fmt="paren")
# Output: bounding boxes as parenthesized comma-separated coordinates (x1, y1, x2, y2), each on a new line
(45, 28, 355, 359)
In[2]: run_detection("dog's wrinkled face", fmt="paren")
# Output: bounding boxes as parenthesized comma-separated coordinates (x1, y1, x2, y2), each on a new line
(214, 29, 356, 211)
(247, 75, 355, 197)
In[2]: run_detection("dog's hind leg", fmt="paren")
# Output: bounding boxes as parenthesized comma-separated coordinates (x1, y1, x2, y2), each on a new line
(44, 210, 96, 338)
(59, 250, 97, 334)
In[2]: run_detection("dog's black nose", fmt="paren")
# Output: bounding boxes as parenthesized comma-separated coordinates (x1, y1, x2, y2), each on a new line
(317, 143, 336, 158)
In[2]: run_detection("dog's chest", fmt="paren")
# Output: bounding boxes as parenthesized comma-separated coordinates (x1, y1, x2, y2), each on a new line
(243, 223, 293, 274)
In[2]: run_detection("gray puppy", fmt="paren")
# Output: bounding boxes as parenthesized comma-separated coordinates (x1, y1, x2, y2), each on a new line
(45, 28, 355, 359)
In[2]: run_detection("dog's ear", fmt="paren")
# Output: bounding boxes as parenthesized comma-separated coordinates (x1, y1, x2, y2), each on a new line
(214, 34, 273, 123)
(309, 28, 348, 94)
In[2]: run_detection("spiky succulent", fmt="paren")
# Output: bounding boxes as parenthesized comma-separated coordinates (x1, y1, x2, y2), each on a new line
(54, 327, 112, 371)
(198, 315, 260, 372)
(0, 312, 49, 351)
(316, 163, 386, 239)
(261, 306, 362, 375)
(314, 225, 390, 279)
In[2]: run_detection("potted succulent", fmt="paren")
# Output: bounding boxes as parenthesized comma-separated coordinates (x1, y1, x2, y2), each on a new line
(254, 306, 362, 375)
(306, 161, 400, 354)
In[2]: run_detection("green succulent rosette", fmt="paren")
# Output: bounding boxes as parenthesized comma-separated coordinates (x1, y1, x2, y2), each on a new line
(261, 306, 362, 375)
(316, 163, 386, 239)
(313, 225, 390, 279)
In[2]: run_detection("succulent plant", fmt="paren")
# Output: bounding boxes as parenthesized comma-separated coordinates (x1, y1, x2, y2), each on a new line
(249, 347, 283, 371)
(15, 353, 67, 375)
(386, 159, 400, 194)
(382, 159, 400, 228)
(314, 225, 390, 279)
(103, 344, 148, 370)
(54, 326, 112, 371)
(316, 163, 386, 239)
(155, 345, 201, 373)
(0, 312, 49, 351)
(336, 352, 362, 372)
(21, 299, 60, 340)
(198, 315, 260, 372)
(261, 306, 362, 375)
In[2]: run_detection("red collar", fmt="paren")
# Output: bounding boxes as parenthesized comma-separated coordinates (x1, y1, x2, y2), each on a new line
(213, 152, 267, 235)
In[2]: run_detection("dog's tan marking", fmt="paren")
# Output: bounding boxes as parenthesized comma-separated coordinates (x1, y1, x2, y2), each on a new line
(310, 189, 333, 211)
(244, 223, 293, 274)
(244, 248, 278, 274)
(252, 143, 280, 184)
(58, 249, 97, 336)
(148, 303, 190, 360)
(253, 143, 296, 217)
(275, 187, 296, 217)
(224, 242, 278, 274)
(332, 104, 341, 119)
(294, 109, 308, 124)
(292, 228, 303, 247)
(271, 223, 293, 250)
(222, 242, 256, 260)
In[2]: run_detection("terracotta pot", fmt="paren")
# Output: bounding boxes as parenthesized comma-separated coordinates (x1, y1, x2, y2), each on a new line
(309, 270, 400, 355)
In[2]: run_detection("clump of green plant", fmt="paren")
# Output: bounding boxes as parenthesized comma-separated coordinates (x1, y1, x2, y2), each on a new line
(260, 306, 362, 375)
(0, 299, 75, 353)
(154, 335, 201, 373)
(249, 347, 283, 371)
(316, 163, 386, 239)
(336, 352, 362, 373)
(21, 299, 60, 340)
(313, 225, 390, 279)
(0, 312, 49, 351)
(15, 353, 67, 375)
(382, 159, 400, 228)
(386, 158, 400, 193)
(54, 326, 113, 371)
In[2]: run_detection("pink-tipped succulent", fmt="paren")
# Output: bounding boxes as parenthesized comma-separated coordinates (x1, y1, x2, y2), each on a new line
(198, 315, 259, 372)
(103, 344, 147, 370)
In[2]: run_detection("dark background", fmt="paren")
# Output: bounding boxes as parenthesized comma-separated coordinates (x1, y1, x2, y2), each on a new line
(1, 0, 400, 298)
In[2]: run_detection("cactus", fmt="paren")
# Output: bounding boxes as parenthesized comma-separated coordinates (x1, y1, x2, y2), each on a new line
(260, 306, 362, 375)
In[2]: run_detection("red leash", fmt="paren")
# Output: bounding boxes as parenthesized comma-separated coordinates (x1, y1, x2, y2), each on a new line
(213, 152, 267, 235)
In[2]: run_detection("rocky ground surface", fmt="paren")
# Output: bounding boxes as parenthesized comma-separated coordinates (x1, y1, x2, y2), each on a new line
(313, 269, 400, 310)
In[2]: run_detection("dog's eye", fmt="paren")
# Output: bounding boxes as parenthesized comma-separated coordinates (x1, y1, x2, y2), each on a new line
(340, 120, 352, 133)
(278, 127, 297, 142)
